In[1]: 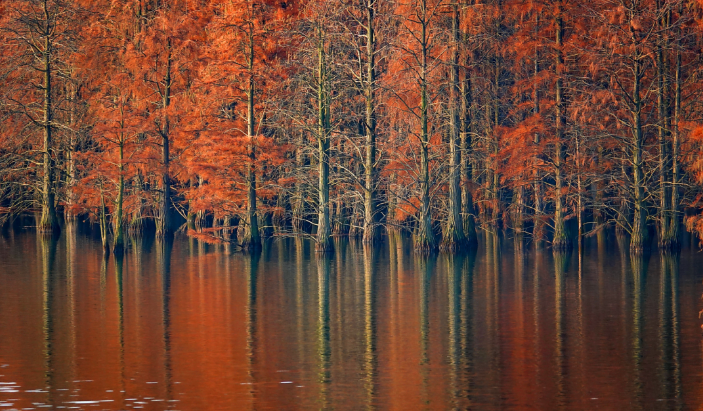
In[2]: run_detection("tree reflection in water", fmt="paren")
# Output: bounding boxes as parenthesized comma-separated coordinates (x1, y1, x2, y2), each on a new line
(0, 232, 701, 410)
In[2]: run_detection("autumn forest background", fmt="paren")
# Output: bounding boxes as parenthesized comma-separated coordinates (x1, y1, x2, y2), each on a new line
(2, 0, 703, 255)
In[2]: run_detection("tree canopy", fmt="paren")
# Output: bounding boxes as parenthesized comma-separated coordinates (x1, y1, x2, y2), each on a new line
(2, 0, 703, 253)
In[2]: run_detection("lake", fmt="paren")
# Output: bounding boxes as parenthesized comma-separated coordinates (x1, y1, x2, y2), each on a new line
(1, 227, 703, 410)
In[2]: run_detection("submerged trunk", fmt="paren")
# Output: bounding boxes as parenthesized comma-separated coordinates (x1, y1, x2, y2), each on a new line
(441, 1, 467, 252)
(362, 1, 379, 245)
(273, 192, 288, 233)
(293, 132, 307, 233)
(65, 83, 77, 225)
(616, 165, 631, 239)
(576, 131, 584, 249)
(593, 148, 606, 245)
(158, 118, 171, 237)
(460, 69, 477, 245)
(388, 171, 398, 233)
(631, 54, 648, 252)
(129, 171, 145, 235)
(552, 10, 570, 250)
(99, 188, 110, 257)
(657, 17, 673, 249)
(490, 57, 501, 233)
(533, 35, 544, 246)
(513, 186, 525, 239)
(113, 141, 125, 255)
(242, 117, 261, 248)
(157, 41, 173, 238)
(316, 26, 333, 253)
(39, 34, 60, 235)
(260, 211, 273, 238)
(666, 20, 681, 253)
(317, 127, 332, 251)
(332, 200, 348, 235)
(242, 31, 261, 250)
(415, 5, 436, 252)
(667, 32, 681, 249)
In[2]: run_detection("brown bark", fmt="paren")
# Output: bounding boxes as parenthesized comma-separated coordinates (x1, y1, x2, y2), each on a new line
(362, 0, 379, 245)
(552, 7, 570, 250)
(460, 67, 477, 245)
(39, 12, 59, 235)
(316, 25, 333, 253)
(441, 0, 468, 252)
(156, 39, 172, 237)
(415, 0, 437, 252)
(242, 27, 262, 249)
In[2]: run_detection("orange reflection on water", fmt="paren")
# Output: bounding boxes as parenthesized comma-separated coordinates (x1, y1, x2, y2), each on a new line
(1, 231, 703, 410)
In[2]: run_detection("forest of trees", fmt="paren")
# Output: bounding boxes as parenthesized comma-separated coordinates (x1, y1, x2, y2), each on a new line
(2, 0, 703, 255)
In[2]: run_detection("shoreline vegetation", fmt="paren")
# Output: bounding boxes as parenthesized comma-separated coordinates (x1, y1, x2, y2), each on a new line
(2, 0, 703, 255)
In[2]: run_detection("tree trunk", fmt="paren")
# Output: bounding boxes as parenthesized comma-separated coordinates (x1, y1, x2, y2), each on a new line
(113, 141, 125, 255)
(129, 170, 145, 235)
(533, 34, 544, 246)
(293, 131, 307, 233)
(415, 3, 436, 253)
(668, 27, 681, 249)
(657, 12, 673, 249)
(513, 186, 525, 240)
(552, 10, 570, 250)
(575, 130, 584, 250)
(616, 163, 630, 239)
(460, 68, 477, 245)
(491, 57, 501, 232)
(99, 187, 110, 257)
(39, 33, 60, 235)
(593, 147, 606, 244)
(631, 54, 648, 252)
(388, 171, 398, 233)
(316, 26, 333, 253)
(441, 1, 467, 252)
(273, 191, 288, 233)
(362, 1, 379, 245)
(65, 82, 77, 225)
(158, 115, 171, 237)
(157, 40, 172, 237)
(242, 30, 262, 249)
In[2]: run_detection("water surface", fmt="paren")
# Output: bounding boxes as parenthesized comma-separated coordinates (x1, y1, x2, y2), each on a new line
(1, 229, 703, 410)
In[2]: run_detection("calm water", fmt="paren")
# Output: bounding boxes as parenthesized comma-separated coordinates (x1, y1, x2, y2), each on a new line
(1, 228, 703, 410)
